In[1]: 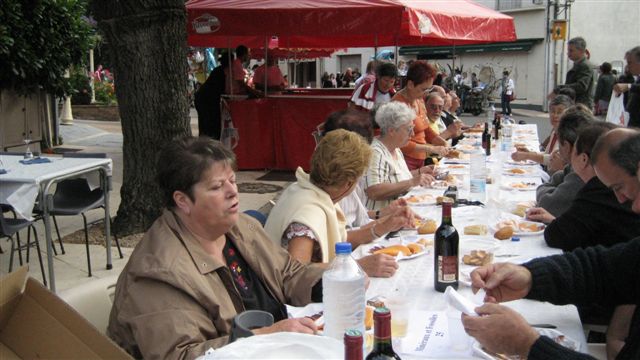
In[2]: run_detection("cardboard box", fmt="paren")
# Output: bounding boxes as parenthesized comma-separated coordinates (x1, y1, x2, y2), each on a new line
(0, 267, 131, 359)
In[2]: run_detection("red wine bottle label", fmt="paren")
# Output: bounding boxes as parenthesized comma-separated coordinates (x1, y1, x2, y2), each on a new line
(438, 256, 458, 282)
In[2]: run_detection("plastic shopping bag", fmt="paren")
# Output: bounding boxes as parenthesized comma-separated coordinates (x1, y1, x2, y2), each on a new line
(606, 91, 629, 126)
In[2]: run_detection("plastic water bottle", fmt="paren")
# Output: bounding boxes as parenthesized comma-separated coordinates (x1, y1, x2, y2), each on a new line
(323, 242, 366, 341)
(469, 144, 487, 202)
(501, 123, 513, 152)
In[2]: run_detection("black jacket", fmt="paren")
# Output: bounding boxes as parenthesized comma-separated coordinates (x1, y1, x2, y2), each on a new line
(544, 176, 640, 251)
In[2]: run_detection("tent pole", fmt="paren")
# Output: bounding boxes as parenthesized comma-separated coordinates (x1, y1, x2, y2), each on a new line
(264, 36, 269, 97)
(394, 36, 398, 66)
(374, 33, 378, 64)
(227, 38, 233, 95)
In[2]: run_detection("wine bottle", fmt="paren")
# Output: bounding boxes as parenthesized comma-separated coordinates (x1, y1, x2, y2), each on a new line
(482, 122, 491, 156)
(493, 113, 501, 140)
(365, 307, 401, 360)
(344, 329, 363, 360)
(434, 200, 459, 292)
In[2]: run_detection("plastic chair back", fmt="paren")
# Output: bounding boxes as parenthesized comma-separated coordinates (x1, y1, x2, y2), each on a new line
(58, 275, 119, 334)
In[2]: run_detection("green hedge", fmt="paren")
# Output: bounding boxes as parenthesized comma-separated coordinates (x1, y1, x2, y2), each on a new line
(0, 0, 94, 97)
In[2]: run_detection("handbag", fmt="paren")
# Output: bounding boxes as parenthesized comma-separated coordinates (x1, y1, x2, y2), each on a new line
(509, 93, 516, 102)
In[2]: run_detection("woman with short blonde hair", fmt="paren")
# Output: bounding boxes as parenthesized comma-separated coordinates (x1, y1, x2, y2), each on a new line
(266, 129, 403, 278)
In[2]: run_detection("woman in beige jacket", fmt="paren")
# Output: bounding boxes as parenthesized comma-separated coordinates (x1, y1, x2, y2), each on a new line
(108, 137, 324, 359)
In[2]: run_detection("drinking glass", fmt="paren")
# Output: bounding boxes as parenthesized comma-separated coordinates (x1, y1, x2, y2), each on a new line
(23, 136, 33, 159)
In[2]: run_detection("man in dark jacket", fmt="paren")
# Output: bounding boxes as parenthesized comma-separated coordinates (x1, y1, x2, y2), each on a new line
(555, 37, 595, 109)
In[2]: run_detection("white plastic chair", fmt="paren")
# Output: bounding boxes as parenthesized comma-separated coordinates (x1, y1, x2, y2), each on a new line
(58, 275, 119, 334)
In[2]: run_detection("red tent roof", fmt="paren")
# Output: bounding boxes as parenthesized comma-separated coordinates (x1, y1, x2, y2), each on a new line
(186, 0, 517, 48)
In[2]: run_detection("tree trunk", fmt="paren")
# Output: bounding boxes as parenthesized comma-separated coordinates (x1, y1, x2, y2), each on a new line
(92, 0, 191, 235)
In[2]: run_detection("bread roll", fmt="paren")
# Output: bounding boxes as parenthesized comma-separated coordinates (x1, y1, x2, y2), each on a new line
(494, 226, 514, 240)
(418, 219, 438, 234)
(464, 224, 488, 236)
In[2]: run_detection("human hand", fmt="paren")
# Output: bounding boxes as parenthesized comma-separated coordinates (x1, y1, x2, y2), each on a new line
(431, 146, 450, 157)
(613, 83, 631, 95)
(412, 173, 436, 187)
(548, 150, 565, 173)
(357, 254, 399, 278)
(378, 206, 413, 233)
(470, 262, 532, 303)
(419, 165, 436, 175)
(253, 317, 318, 336)
(511, 151, 529, 162)
(462, 303, 539, 358)
(526, 207, 555, 224)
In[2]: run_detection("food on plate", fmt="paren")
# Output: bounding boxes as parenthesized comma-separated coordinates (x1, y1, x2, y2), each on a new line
(519, 222, 542, 232)
(416, 238, 433, 247)
(447, 164, 466, 169)
(365, 305, 375, 330)
(496, 219, 518, 230)
(466, 127, 484, 133)
(406, 243, 423, 254)
(510, 181, 536, 189)
(512, 204, 530, 217)
(508, 168, 527, 174)
(372, 244, 411, 256)
(462, 250, 493, 266)
(445, 149, 461, 159)
(464, 224, 488, 236)
(418, 219, 438, 234)
(494, 226, 514, 240)
(436, 196, 454, 205)
(406, 194, 435, 204)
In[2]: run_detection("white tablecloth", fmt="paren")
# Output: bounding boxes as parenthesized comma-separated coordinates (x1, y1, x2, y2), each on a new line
(0, 155, 112, 219)
(351, 124, 587, 358)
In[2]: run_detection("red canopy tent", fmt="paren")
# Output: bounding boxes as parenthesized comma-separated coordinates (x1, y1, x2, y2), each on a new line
(185, 0, 516, 170)
(250, 48, 337, 60)
(186, 0, 516, 48)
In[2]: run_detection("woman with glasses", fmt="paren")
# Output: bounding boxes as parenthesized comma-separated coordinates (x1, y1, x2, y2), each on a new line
(391, 60, 452, 170)
(363, 102, 436, 211)
(266, 130, 407, 278)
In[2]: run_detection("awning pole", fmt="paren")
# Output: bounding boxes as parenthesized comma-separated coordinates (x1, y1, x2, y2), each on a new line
(227, 38, 233, 95)
(264, 36, 269, 96)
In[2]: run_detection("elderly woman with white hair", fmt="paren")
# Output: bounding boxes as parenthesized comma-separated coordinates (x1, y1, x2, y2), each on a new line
(364, 102, 436, 210)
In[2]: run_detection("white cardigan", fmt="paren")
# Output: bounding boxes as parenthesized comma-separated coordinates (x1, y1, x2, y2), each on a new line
(265, 167, 348, 262)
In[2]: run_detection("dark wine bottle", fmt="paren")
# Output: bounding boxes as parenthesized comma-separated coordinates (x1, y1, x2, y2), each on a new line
(482, 122, 491, 156)
(345, 329, 364, 360)
(365, 308, 401, 360)
(434, 200, 459, 292)
(493, 113, 501, 140)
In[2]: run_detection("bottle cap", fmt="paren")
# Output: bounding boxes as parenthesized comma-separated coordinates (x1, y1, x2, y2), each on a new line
(511, 236, 520, 242)
(335, 242, 353, 254)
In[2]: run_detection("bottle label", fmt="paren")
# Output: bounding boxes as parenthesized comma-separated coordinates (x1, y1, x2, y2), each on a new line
(438, 256, 458, 282)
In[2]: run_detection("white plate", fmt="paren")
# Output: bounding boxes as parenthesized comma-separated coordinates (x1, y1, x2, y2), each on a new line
(404, 193, 437, 206)
(501, 182, 537, 191)
(472, 328, 578, 359)
(492, 220, 545, 236)
(367, 238, 430, 261)
(502, 168, 536, 177)
(505, 159, 538, 166)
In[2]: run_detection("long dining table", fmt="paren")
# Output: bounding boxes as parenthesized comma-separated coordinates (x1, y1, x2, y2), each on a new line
(349, 124, 588, 359)
(0, 154, 113, 292)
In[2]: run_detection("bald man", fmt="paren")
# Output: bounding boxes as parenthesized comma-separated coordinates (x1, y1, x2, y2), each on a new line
(592, 128, 640, 212)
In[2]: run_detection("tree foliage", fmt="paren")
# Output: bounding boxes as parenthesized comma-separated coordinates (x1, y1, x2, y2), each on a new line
(0, 0, 94, 97)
